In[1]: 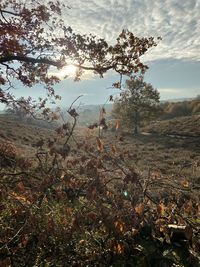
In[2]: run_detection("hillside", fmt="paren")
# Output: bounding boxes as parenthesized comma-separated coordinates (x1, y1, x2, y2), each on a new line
(1, 114, 200, 176)
(1, 114, 200, 266)
(0, 115, 57, 156)
(143, 115, 200, 137)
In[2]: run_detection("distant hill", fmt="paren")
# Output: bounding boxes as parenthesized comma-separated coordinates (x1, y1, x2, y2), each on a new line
(161, 97, 196, 103)
(160, 98, 200, 120)
(58, 104, 113, 126)
(1, 97, 200, 131)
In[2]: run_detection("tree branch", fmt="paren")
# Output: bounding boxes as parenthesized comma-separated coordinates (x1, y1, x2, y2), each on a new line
(0, 9, 20, 16)
(0, 55, 116, 72)
(74, 63, 115, 72)
(0, 55, 63, 67)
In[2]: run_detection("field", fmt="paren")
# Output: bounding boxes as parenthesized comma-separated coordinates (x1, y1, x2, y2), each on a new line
(143, 115, 200, 137)
(1, 114, 200, 178)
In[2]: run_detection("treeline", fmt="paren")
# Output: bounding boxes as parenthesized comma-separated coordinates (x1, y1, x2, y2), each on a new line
(160, 97, 200, 120)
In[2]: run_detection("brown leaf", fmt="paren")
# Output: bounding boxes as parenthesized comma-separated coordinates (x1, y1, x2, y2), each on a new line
(135, 203, 144, 215)
(96, 137, 104, 152)
(157, 202, 166, 216)
(115, 120, 119, 130)
(119, 136, 124, 142)
(102, 107, 106, 114)
(16, 182, 25, 192)
(113, 242, 124, 254)
(114, 220, 125, 232)
(110, 144, 117, 154)
(181, 180, 189, 188)
(109, 95, 113, 101)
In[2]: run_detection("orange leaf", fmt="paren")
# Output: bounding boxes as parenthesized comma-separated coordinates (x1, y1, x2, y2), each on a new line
(96, 137, 104, 152)
(181, 180, 189, 188)
(110, 144, 117, 154)
(113, 242, 124, 254)
(79, 239, 86, 245)
(115, 120, 119, 130)
(157, 202, 166, 216)
(21, 235, 29, 247)
(135, 203, 144, 215)
(106, 191, 112, 197)
(60, 171, 65, 180)
(66, 207, 73, 215)
(15, 182, 25, 192)
(11, 192, 30, 204)
(114, 220, 125, 232)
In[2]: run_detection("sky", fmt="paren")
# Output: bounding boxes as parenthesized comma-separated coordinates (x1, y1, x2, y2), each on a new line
(3, 0, 200, 108)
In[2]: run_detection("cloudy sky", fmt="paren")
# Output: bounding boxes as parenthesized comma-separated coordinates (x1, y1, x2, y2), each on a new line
(8, 0, 200, 107)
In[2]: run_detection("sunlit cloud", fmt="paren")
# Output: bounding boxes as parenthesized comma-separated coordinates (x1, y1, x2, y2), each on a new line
(49, 64, 95, 80)
(62, 0, 200, 62)
(158, 87, 182, 100)
(57, 65, 77, 79)
(158, 88, 180, 94)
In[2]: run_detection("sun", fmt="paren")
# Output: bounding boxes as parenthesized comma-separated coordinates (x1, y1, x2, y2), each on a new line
(58, 64, 77, 78)
(49, 64, 78, 79)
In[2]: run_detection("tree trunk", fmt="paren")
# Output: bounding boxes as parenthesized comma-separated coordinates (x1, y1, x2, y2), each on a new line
(134, 110, 139, 135)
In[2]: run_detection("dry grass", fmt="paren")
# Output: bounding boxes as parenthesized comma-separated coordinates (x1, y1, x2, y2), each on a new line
(1, 114, 200, 183)
(0, 115, 56, 157)
(143, 115, 200, 137)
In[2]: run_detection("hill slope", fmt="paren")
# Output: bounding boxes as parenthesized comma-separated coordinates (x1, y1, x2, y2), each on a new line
(143, 115, 200, 137)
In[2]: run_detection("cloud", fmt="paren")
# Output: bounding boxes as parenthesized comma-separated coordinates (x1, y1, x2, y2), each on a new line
(158, 88, 180, 94)
(157, 86, 199, 100)
(62, 0, 200, 62)
(48, 65, 96, 80)
(158, 87, 182, 100)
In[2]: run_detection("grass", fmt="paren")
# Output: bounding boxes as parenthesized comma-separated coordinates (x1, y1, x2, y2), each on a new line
(0, 115, 56, 157)
(143, 115, 200, 137)
(104, 131, 200, 179)
(1, 114, 200, 181)
(0, 114, 200, 265)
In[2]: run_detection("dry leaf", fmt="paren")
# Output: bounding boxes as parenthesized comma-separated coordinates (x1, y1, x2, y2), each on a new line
(157, 203, 166, 216)
(114, 220, 125, 232)
(113, 242, 124, 254)
(11, 192, 30, 204)
(115, 120, 119, 130)
(96, 137, 104, 152)
(110, 144, 117, 154)
(135, 203, 144, 215)
(181, 180, 189, 187)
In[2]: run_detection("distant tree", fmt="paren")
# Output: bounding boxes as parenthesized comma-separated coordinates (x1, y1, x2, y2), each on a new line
(191, 101, 200, 114)
(112, 77, 160, 134)
(168, 102, 191, 117)
(164, 101, 196, 119)
(192, 96, 200, 114)
(6, 97, 31, 121)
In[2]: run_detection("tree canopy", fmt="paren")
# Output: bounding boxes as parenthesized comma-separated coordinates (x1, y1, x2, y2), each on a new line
(0, 0, 160, 108)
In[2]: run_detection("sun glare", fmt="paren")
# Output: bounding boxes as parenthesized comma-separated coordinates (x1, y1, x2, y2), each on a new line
(59, 64, 77, 78)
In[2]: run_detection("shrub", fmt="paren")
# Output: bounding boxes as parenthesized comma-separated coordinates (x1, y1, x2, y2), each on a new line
(0, 126, 199, 266)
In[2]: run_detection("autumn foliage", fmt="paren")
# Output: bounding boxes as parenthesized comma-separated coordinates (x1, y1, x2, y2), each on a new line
(0, 1, 200, 266)
(0, 124, 200, 266)
(0, 0, 159, 113)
